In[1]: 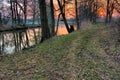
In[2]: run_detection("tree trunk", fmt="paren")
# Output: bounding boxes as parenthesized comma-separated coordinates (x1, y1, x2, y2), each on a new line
(57, 0, 71, 33)
(106, 0, 110, 23)
(24, 0, 27, 25)
(0, 13, 2, 25)
(32, 0, 36, 25)
(38, 0, 51, 43)
(50, 0, 55, 36)
(10, 0, 14, 26)
(75, 0, 80, 29)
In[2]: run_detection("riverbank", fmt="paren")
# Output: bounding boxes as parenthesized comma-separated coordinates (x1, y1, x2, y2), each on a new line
(0, 23, 120, 79)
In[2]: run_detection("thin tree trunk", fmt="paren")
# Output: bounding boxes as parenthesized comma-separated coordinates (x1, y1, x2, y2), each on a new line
(10, 1, 14, 26)
(32, 0, 36, 25)
(56, 13, 61, 34)
(0, 13, 2, 25)
(57, 0, 71, 33)
(75, 0, 80, 29)
(106, 0, 110, 23)
(25, 30, 30, 47)
(24, 0, 27, 25)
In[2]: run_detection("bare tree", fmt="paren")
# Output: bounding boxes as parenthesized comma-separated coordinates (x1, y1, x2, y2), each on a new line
(38, 0, 51, 43)
(0, 13, 2, 25)
(106, 0, 115, 23)
(50, 0, 55, 36)
(75, 0, 80, 29)
(57, 0, 71, 33)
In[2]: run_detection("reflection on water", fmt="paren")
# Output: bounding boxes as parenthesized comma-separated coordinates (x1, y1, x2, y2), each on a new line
(0, 24, 76, 54)
(57, 26, 68, 35)
(57, 23, 76, 35)
(0, 28, 41, 54)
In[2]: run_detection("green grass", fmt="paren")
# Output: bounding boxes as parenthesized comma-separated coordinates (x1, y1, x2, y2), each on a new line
(0, 23, 120, 80)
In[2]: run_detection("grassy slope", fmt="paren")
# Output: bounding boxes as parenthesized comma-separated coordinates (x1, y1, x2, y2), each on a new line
(0, 24, 120, 80)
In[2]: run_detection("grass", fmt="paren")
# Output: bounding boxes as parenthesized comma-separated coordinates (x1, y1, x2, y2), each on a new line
(0, 23, 120, 80)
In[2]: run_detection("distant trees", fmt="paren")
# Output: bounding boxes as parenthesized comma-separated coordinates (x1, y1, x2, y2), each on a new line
(0, 2, 10, 25)
(1, 0, 120, 43)
(10, 0, 25, 25)
(105, 0, 120, 23)
(31, 0, 40, 25)
(10, 0, 21, 25)
(114, 0, 120, 13)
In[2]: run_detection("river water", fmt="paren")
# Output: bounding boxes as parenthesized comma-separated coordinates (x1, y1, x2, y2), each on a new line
(0, 28, 41, 54)
(0, 22, 76, 54)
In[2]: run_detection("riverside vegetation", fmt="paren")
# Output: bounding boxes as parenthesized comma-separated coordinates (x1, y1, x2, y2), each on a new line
(0, 23, 120, 80)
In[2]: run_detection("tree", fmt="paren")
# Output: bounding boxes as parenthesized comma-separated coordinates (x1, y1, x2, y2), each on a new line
(75, 0, 80, 29)
(50, 0, 55, 36)
(0, 13, 2, 25)
(106, 0, 115, 23)
(38, 0, 51, 43)
(57, 0, 71, 33)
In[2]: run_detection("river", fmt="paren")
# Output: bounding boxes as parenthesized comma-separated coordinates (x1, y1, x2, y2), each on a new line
(0, 22, 76, 54)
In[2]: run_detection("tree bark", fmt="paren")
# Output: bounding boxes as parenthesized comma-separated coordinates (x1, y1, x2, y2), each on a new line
(75, 0, 80, 29)
(50, 0, 55, 36)
(38, 0, 51, 43)
(106, 0, 110, 23)
(24, 0, 27, 25)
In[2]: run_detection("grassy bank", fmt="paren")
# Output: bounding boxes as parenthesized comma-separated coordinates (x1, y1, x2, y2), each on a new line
(0, 23, 120, 80)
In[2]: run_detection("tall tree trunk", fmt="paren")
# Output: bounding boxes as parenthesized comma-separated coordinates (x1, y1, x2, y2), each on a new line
(106, 0, 110, 23)
(0, 13, 2, 25)
(50, 0, 55, 36)
(38, 0, 51, 43)
(106, 0, 114, 23)
(32, 0, 36, 25)
(75, 0, 80, 29)
(57, 0, 71, 33)
(24, 0, 27, 25)
(10, 0, 14, 26)
(63, 0, 65, 16)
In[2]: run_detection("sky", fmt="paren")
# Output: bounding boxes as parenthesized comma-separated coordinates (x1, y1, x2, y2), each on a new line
(0, 0, 120, 18)
(0, 0, 9, 5)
